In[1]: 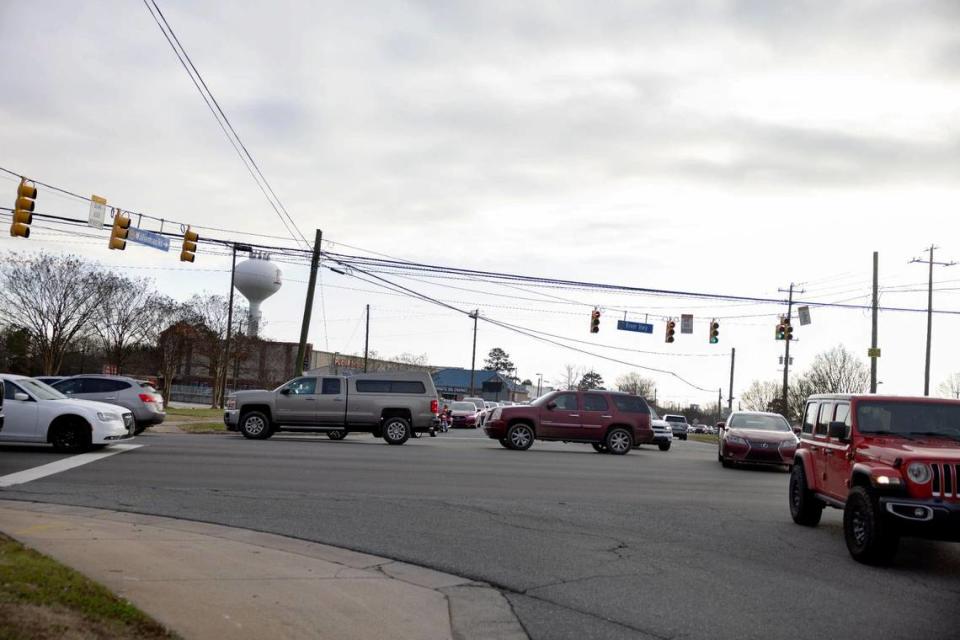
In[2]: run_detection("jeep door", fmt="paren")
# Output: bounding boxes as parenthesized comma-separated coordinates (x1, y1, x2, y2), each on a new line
(822, 401, 852, 499)
(579, 393, 612, 440)
(1, 380, 41, 442)
(275, 377, 320, 425)
(539, 392, 581, 439)
(811, 401, 835, 490)
(316, 377, 347, 425)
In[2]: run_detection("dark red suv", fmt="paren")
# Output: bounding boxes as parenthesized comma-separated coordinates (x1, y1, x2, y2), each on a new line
(482, 390, 654, 455)
(790, 394, 960, 564)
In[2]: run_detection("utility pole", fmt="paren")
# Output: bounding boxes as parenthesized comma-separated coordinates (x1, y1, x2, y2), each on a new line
(727, 347, 735, 413)
(363, 304, 370, 373)
(911, 246, 956, 395)
(717, 388, 722, 426)
(468, 310, 479, 395)
(870, 252, 879, 393)
(219, 242, 251, 408)
(536, 373, 542, 398)
(295, 229, 322, 377)
(777, 282, 801, 419)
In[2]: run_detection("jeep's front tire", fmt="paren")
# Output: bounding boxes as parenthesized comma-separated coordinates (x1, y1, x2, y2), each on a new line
(382, 417, 411, 445)
(239, 411, 273, 440)
(789, 463, 823, 526)
(844, 486, 899, 565)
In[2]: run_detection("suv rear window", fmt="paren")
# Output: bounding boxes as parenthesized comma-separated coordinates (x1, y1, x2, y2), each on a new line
(611, 395, 649, 413)
(583, 394, 609, 411)
(355, 380, 427, 394)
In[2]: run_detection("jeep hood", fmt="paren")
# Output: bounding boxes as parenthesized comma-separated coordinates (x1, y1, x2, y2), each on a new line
(860, 437, 960, 463)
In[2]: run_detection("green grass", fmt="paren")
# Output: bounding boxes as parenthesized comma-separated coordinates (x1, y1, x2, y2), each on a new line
(688, 434, 719, 445)
(164, 406, 223, 419)
(0, 534, 177, 639)
(177, 422, 226, 433)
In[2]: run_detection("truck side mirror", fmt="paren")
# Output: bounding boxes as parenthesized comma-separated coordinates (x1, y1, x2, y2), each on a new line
(828, 421, 850, 441)
(280, 388, 291, 395)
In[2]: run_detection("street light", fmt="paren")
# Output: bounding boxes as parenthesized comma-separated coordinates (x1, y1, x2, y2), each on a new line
(220, 243, 253, 408)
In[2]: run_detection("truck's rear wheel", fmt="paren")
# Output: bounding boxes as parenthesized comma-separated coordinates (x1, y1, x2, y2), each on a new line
(383, 417, 411, 445)
(239, 411, 273, 440)
(327, 430, 346, 440)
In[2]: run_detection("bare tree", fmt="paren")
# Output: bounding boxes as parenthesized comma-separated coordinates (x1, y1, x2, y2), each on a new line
(94, 276, 164, 374)
(393, 352, 428, 366)
(938, 373, 960, 399)
(152, 300, 197, 405)
(740, 380, 782, 413)
(805, 345, 870, 394)
(187, 293, 247, 408)
(615, 372, 656, 399)
(557, 364, 584, 391)
(0, 253, 110, 374)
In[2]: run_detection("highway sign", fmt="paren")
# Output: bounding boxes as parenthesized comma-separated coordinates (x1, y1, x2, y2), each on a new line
(88, 195, 107, 229)
(798, 306, 811, 326)
(128, 227, 170, 252)
(681, 314, 693, 334)
(617, 320, 654, 334)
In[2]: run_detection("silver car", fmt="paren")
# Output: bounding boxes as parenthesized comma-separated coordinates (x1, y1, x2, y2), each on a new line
(52, 375, 165, 434)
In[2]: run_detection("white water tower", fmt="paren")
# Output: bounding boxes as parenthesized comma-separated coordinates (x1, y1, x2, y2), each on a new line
(234, 252, 282, 337)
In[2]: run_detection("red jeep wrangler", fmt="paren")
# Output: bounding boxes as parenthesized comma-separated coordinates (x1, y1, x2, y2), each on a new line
(790, 394, 960, 564)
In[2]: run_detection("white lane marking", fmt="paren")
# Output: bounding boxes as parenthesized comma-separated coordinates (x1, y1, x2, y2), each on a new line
(0, 444, 143, 488)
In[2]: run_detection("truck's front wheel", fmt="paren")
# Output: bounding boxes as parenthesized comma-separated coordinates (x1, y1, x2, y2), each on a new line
(382, 417, 411, 445)
(239, 411, 273, 440)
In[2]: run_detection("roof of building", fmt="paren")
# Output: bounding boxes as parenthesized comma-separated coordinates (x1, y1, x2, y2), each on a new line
(432, 368, 525, 392)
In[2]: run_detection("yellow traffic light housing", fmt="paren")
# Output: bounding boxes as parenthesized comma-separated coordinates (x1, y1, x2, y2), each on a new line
(784, 320, 794, 341)
(10, 179, 36, 238)
(709, 319, 720, 344)
(665, 319, 676, 343)
(775, 318, 786, 340)
(109, 211, 130, 250)
(180, 226, 199, 262)
(590, 308, 600, 333)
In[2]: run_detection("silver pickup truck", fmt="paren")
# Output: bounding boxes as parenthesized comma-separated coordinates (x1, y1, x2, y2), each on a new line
(224, 371, 440, 445)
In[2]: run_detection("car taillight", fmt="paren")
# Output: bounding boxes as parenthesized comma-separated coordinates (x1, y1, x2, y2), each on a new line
(139, 393, 154, 403)
(430, 399, 438, 414)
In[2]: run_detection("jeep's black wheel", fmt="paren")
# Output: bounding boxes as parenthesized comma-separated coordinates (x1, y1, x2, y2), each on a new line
(789, 463, 824, 527)
(506, 423, 534, 451)
(50, 420, 91, 453)
(844, 486, 899, 565)
(605, 427, 633, 455)
(327, 430, 346, 440)
(591, 443, 608, 453)
(239, 411, 273, 440)
(658, 442, 671, 451)
(382, 417, 411, 445)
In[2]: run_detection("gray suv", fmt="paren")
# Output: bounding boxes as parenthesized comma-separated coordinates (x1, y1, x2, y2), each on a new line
(52, 375, 166, 434)
(225, 371, 440, 445)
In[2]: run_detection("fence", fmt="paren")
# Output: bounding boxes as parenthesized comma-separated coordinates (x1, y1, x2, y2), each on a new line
(169, 383, 267, 405)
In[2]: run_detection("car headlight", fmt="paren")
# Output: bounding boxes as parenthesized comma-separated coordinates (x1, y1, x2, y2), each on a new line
(726, 435, 747, 446)
(226, 398, 237, 410)
(780, 439, 797, 448)
(97, 412, 121, 422)
(906, 462, 932, 484)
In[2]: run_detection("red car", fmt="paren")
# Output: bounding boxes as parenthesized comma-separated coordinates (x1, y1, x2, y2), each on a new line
(790, 394, 960, 564)
(448, 401, 480, 428)
(718, 411, 798, 470)
(483, 390, 653, 455)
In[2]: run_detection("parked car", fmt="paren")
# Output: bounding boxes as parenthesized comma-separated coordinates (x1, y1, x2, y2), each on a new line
(483, 390, 653, 455)
(225, 371, 440, 445)
(463, 396, 487, 424)
(52, 375, 165, 435)
(0, 378, 4, 433)
(449, 401, 480, 428)
(663, 415, 689, 440)
(790, 394, 960, 565)
(718, 411, 797, 469)
(0, 374, 135, 451)
(649, 418, 673, 451)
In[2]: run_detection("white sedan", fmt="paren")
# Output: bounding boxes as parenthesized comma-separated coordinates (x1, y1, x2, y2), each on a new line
(1, 374, 135, 452)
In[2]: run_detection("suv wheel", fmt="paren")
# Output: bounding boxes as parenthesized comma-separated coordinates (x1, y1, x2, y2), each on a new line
(239, 411, 273, 440)
(134, 422, 148, 436)
(498, 438, 511, 449)
(844, 486, 899, 564)
(50, 420, 91, 453)
(658, 442, 671, 451)
(506, 423, 534, 451)
(605, 427, 633, 455)
(789, 463, 823, 527)
(327, 430, 346, 440)
(382, 417, 411, 445)
(591, 443, 608, 453)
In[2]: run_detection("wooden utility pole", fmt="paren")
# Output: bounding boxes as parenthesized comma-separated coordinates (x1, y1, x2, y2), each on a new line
(870, 252, 879, 393)
(727, 347, 735, 413)
(219, 242, 250, 408)
(468, 310, 479, 395)
(911, 246, 955, 396)
(778, 283, 799, 418)
(363, 304, 370, 373)
(295, 229, 322, 377)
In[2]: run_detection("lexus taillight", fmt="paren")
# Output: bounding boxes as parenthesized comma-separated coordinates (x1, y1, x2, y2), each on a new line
(431, 399, 439, 414)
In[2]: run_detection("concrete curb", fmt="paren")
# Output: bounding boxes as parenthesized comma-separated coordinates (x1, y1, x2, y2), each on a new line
(0, 499, 526, 640)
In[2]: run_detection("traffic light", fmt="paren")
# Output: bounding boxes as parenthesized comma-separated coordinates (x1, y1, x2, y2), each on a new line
(784, 319, 794, 341)
(709, 319, 720, 344)
(665, 319, 676, 343)
(775, 317, 786, 340)
(589, 308, 600, 333)
(180, 226, 199, 262)
(109, 211, 130, 250)
(10, 178, 36, 238)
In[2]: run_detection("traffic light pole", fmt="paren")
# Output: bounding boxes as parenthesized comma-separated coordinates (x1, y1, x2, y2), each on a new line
(778, 283, 796, 419)
(295, 229, 323, 377)
(727, 347, 735, 413)
(219, 243, 238, 409)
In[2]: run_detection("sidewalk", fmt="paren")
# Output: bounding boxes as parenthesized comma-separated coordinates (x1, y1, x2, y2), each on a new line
(0, 500, 526, 640)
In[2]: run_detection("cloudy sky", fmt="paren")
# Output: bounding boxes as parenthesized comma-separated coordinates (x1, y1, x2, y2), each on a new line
(2, 0, 959, 406)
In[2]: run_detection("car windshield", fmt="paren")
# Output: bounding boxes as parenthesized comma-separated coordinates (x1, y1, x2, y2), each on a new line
(15, 378, 68, 401)
(856, 401, 960, 437)
(452, 402, 475, 411)
(728, 414, 791, 431)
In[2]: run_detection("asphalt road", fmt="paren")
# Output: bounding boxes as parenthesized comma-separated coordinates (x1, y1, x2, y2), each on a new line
(2, 430, 958, 639)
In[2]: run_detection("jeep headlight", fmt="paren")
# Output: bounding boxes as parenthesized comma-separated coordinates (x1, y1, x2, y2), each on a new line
(97, 412, 121, 422)
(906, 462, 932, 484)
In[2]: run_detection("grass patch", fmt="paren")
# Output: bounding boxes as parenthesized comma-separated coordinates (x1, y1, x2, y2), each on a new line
(177, 422, 226, 434)
(164, 406, 222, 419)
(0, 534, 177, 639)
(688, 434, 719, 445)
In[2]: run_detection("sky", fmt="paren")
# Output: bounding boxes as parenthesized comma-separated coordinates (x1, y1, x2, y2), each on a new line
(2, 0, 960, 407)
